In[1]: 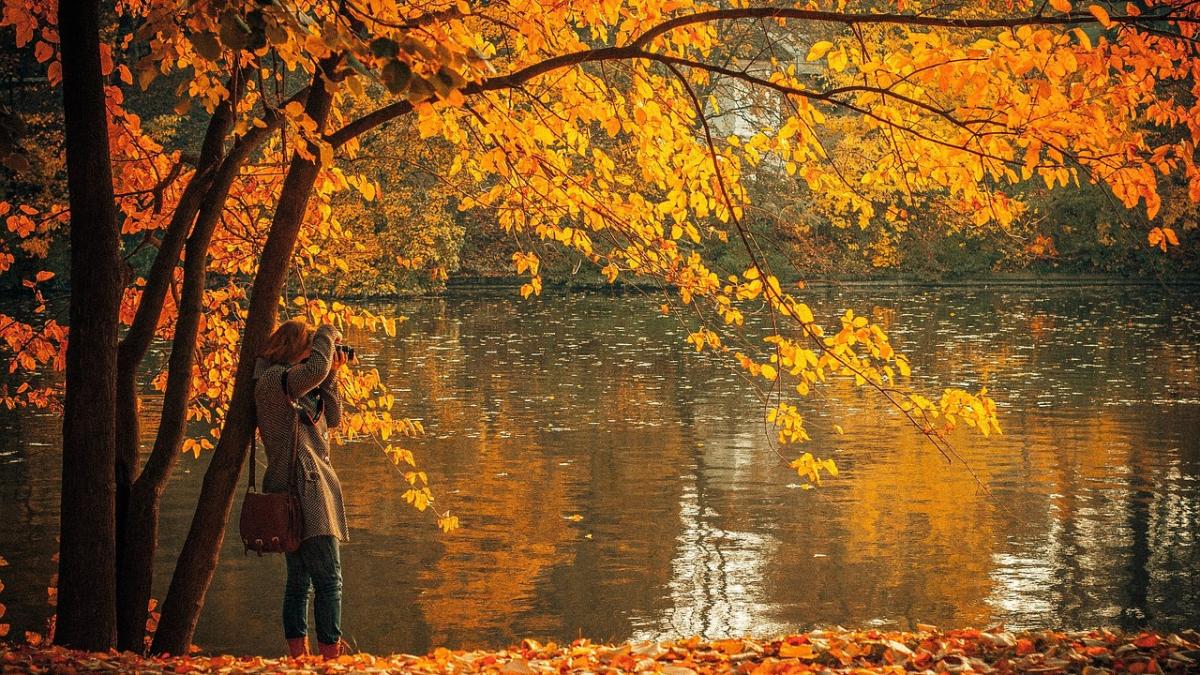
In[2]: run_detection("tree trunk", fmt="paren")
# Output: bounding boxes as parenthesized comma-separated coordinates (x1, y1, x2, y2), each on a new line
(113, 72, 245, 653)
(115, 177, 206, 483)
(115, 179, 232, 653)
(55, 0, 121, 651)
(114, 173, 209, 649)
(151, 68, 335, 656)
(114, 68, 242, 474)
(116, 124, 269, 651)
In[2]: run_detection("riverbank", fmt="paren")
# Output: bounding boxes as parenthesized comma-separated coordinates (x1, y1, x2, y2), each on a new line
(366, 271, 1200, 300)
(3, 627, 1197, 673)
(13, 271, 1198, 305)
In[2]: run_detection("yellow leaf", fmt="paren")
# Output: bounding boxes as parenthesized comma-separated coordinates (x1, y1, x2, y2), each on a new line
(834, 424, 844, 435)
(806, 41, 834, 62)
(1074, 27, 1093, 49)
(828, 48, 849, 72)
(790, 303, 811, 323)
(824, 459, 839, 477)
(1050, 0, 1072, 11)
(761, 364, 778, 381)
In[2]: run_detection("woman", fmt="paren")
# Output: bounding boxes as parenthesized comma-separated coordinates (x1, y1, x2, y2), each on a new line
(253, 319, 349, 659)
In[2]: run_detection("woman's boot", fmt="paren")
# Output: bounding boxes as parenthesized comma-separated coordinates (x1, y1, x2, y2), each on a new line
(318, 639, 348, 660)
(287, 637, 309, 658)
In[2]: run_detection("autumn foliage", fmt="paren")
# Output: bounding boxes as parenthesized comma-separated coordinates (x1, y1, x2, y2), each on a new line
(4, 627, 1200, 673)
(1, 0, 1198, 655)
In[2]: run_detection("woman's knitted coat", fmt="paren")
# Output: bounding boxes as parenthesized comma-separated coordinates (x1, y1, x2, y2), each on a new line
(253, 324, 349, 542)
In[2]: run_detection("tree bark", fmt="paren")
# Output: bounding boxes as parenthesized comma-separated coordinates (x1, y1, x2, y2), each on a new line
(151, 67, 335, 656)
(116, 178, 235, 653)
(55, 0, 121, 651)
(115, 69, 243, 503)
(116, 112, 282, 652)
(113, 72, 245, 653)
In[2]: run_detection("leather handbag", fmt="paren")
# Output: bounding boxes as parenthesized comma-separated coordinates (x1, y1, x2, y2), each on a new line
(239, 370, 304, 555)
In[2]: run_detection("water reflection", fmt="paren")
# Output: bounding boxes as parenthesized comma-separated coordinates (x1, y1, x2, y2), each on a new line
(0, 285, 1196, 655)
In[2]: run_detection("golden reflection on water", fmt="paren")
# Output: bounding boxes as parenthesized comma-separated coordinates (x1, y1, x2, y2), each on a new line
(0, 286, 1196, 656)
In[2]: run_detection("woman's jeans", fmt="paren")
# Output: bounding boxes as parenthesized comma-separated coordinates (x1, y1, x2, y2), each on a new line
(283, 536, 342, 645)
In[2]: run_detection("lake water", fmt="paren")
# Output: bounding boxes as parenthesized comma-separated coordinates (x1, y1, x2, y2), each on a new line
(0, 285, 1197, 655)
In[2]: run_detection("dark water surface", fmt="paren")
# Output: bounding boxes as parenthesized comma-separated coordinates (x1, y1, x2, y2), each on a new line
(1, 285, 1197, 655)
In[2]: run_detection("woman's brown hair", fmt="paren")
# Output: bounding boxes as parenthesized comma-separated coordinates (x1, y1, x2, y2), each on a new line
(260, 318, 314, 365)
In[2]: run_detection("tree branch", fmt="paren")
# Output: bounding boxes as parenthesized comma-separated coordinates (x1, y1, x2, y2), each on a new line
(328, 3, 1185, 147)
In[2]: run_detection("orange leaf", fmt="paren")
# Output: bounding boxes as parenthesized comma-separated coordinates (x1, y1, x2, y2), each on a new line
(713, 639, 744, 655)
(1148, 227, 1166, 252)
(779, 643, 815, 659)
(1088, 4, 1113, 27)
(33, 41, 53, 63)
(1133, 633, 1160, 648)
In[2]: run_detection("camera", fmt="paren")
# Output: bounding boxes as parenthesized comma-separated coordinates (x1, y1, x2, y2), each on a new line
(335, 344, 356, 361)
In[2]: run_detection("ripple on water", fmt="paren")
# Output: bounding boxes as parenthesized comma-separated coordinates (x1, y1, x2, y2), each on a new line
(0, 286, 1197, 654)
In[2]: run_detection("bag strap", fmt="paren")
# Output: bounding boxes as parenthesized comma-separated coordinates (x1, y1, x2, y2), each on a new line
(284, 371, 301, 492)
(248, 432, 256, 491)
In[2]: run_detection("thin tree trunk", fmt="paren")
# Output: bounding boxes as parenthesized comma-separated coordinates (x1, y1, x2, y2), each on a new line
(116, 113, 282, 651)
(113, 72, 245, 652)
(151, 67, 336, 656)
(115, 177, 208, 480)
(115, 70, 242, 508)
(117, 183, 233, 654)
(55, 0, 121, 650)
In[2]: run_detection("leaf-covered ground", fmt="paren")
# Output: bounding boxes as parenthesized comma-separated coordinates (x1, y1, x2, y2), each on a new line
(3, 627, 1198, 673)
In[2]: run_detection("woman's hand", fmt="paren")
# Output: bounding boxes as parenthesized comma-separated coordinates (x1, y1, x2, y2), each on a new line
(331, 347, 349, 371)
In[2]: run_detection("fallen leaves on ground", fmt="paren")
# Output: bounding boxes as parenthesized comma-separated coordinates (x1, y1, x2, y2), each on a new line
(3, 627, 1198, 673)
